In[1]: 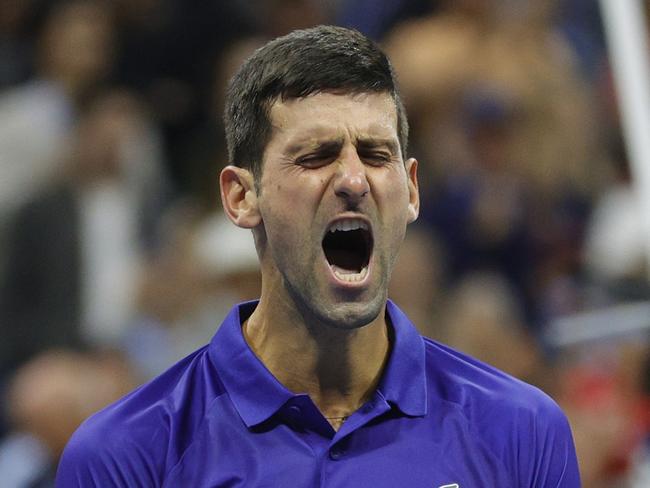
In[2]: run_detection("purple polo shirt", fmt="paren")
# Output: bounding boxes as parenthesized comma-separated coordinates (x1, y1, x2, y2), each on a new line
(56, 301, 581, 487)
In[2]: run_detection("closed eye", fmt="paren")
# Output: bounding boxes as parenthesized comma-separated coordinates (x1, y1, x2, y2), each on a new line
(359, 151, 392, 166)
(296, 151, 338, 168)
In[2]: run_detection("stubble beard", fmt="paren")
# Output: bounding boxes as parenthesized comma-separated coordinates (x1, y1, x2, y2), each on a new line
(280, 252, 390, 332)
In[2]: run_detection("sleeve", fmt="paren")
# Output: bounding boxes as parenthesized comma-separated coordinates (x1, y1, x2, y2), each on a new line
(519, 394, 582, 488)
(55, 420, 161, 488)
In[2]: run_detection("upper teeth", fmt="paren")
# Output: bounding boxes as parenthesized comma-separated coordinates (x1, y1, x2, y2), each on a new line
(328, 219, 368, 233)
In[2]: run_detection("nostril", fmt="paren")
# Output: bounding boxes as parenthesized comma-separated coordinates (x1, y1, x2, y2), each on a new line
(335, 187, 369, 204)
(334, 174, 370, 200)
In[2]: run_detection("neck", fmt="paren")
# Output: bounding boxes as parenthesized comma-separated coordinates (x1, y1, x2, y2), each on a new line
(243, 289, 390, 424)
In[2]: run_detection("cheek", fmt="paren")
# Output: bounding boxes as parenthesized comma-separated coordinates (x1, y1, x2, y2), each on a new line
(378, 170, 410, 213)
(263, 205, 294, 240)
(260, 186, 314, 245)
(374, 173, 412, 252)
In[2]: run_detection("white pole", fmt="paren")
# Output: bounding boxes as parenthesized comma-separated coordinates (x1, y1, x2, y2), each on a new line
(599, 0, 650, 280)
(546, 301, 650, 347)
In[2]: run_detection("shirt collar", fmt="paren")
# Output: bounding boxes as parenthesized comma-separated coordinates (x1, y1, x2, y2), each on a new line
(209, 300, 427, 428)
(378, 300, 428, 417)
(208, 301, 294, 428)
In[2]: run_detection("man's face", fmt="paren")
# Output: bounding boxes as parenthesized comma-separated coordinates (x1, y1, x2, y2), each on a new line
(256, 91, 419, 329)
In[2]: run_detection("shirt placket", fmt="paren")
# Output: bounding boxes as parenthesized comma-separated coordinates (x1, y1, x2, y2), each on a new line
(318, 391, 392, 487)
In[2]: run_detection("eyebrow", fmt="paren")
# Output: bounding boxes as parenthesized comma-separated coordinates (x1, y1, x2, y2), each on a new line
(283, 135, 399, 158)
(355, 137, 400, 155)
(285, 137, 344, 156)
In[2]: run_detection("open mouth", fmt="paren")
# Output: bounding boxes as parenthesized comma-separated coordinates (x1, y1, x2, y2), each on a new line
(322, 219, 373, 282)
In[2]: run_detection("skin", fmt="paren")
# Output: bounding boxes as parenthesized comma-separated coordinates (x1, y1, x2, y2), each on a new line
(220, 91, 419, 428)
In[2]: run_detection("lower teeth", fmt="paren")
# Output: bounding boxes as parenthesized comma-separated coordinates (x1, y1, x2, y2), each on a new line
(332, 266, 368, 282)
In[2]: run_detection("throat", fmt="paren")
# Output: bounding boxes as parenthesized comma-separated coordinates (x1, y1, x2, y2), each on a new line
(243, 294, 391, 428)
(243, 304, 390, 410)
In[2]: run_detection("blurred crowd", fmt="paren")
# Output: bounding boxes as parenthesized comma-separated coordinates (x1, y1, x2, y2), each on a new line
(0, 0, 648, 486)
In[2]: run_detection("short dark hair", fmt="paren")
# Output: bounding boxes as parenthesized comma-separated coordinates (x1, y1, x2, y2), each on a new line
(223, 25, 409, 179)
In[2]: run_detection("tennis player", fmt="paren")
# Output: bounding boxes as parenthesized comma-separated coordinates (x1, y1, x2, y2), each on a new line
(57, 25, 580, 487)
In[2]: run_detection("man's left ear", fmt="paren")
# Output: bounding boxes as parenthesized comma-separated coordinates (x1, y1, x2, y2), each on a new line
(220, 165, 262, 229)
(405, 158, 420, 223)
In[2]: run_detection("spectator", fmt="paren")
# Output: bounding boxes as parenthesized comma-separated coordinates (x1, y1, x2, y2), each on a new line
(0, 89, 168, 378)
(0, 0, 115, 226)
(124, 204, 260, 379)
(441, 272, 545, 386)
(384, 0, 604, 327)
(0, 349, 135, 487)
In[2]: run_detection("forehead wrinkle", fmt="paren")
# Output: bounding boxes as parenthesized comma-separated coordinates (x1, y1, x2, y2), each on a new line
(282, 121, 396, 149)
(267, 92, 400, 156)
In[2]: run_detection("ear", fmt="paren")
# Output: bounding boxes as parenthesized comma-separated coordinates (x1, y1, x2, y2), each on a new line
(405, 158, 420, 224)
(220, 165, 262, 228)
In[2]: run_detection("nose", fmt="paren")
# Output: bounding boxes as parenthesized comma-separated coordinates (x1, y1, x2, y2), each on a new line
(333, 151, 370, 206)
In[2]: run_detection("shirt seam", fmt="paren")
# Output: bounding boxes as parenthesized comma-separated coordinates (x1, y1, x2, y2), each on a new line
(162, 382, 230, 486)
(438, 397, 512, 481)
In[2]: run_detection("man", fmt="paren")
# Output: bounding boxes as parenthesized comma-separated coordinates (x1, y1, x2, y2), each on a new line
(56, 26, 581, 487)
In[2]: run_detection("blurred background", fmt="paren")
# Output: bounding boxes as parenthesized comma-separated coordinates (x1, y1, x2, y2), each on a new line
(0, 0, 648, 486)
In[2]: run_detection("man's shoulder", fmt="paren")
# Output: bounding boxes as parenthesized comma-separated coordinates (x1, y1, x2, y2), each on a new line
(56, 345, 226, 486)
(421, 338, 580, 486)
(422, 337, 562, 420)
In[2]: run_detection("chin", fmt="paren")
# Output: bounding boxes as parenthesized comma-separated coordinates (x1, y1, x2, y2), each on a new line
(316, 294, 386, 330)
(284, 272, 388, 331)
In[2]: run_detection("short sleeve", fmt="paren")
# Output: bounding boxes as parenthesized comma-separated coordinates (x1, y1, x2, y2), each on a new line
(519, 395, 581, 488)
(55, 418, 162, 487)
